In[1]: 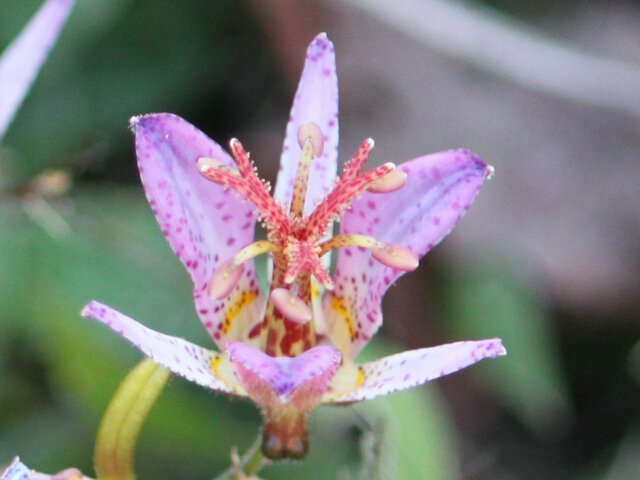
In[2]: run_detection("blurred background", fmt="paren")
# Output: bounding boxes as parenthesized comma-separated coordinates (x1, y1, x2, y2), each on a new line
(1, 0, 639, 478)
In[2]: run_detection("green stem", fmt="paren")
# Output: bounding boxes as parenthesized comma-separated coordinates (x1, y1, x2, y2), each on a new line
(94, 358, 170, 480)
(213, 436, 269, 480)
(242, 443, 268, 477)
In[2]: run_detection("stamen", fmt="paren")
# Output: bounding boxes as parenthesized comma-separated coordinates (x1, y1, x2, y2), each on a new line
(319, 234, 419, 271)
(319, 233, 383, 256)
(290, 127, 316, 219)
(271, 288, 313, 324)
(371, 243, 419, 271)
(367, 169, 407, 193)
(209, 240, 279, 300)
(209, 259, 244, 300)
(233, 239, 280, 264)
(297, 122, 324, 157)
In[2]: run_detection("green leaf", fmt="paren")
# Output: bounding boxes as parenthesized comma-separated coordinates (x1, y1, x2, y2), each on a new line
(442, 254, 572, 437)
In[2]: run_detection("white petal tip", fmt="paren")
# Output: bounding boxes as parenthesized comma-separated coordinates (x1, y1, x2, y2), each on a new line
(80, 301, 99, 318)
(481, 339, 507, 358)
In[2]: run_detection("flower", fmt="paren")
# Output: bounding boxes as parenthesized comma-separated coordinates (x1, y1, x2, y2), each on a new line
(0, 0, 75, 143)
(82, 33, 505, 459)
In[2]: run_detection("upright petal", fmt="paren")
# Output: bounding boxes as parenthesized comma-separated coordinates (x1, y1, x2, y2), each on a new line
(0, 0, 75, 142)
(274, 33, 339, 214)
(327, 338, 506, 403)
(325, 150, 490, 359)
(132, 113, 265, 348)
(82, 301, 242, 395)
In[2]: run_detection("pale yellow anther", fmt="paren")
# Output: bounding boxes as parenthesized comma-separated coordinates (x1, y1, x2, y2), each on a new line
(368, 169, 407, 193)
(297, 122, 324, 157)
(371, 243, 419, 271)
(271, 288, 313, 324)
(209, 240, 279, 300)
(209, 259, 244, 300)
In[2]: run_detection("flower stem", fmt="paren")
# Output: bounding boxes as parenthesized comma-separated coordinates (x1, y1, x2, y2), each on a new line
(242, 442, 268, 477)
(94, 358, 170, 480)
(213, 436, 269, 480)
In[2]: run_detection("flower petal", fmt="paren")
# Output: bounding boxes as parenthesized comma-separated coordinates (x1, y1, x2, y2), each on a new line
(0, 0, 75, 142)
(132, 113, 265, 347)
(81, 300, 242, 395)
(227, 341, 342, 458)
(227, 341, 341, 406)
(325, 150, 490, 359)
(0, 457, 30, 480)
(328, 338, 506, 403)
(274, 33, 339, 214)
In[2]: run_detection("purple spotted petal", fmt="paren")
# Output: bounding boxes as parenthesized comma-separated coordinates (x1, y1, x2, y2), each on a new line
(0, 458, 30, 480)
(331, 338, 506, 403)
(82, 301, 238, 394)
(0, 0, 75, 142)
(274, 33, 339, 214)
(133, 113, 265, 347)
(227, 342, 341, 407)
(325, 150, 490, 359)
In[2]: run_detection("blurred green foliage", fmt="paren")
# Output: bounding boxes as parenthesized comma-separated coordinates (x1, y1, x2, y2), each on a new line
(441, 254, 572, 437)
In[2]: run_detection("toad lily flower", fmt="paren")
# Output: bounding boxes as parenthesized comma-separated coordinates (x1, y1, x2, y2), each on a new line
(0, 0, 75, 143)
(82, 33, 505, 459)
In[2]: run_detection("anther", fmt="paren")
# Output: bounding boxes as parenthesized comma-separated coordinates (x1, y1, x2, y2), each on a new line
(371, 243, 419, 271)
(297, 122, 324, 157)
(367, 169, 407, 193)
(209, 259, 244, 300)
(271, 288, 313, 324)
